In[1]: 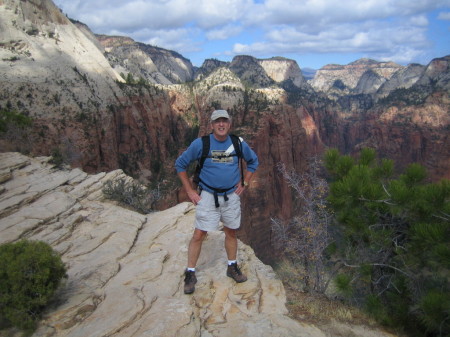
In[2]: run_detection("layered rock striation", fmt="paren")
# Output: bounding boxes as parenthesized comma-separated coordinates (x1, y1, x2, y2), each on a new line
(376, 63, 425, 98)
(96, 34, 195, 85)
(0, 0, 123, 111)
(310, 58, 403, 97)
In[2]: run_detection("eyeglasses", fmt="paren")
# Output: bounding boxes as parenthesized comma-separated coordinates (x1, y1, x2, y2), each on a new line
(212, 118, 230, 124)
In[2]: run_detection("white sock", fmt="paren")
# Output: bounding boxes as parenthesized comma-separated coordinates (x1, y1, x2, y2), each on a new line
(228, 260, 237, 265)
(187, 267, 195, 272)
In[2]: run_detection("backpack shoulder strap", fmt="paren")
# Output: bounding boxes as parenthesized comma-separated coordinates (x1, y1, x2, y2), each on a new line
(199, 134, 210, 169)
(229, 134, 245, 186)
(193, 135, 210, 186)
(229, 134, 243, 158)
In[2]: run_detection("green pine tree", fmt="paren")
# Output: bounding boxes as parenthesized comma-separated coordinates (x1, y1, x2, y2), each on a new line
(324, 148, 449, 336)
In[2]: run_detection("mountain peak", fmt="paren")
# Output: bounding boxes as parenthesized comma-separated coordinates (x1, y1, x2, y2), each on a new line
(311, 57, 404, 93)
(349, 58, 380, 65)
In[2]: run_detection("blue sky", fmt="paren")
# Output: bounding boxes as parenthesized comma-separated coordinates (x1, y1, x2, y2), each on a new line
(53, 0, 450, 70)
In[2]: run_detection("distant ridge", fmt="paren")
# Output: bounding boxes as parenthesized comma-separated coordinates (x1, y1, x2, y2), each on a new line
(301, 67, 317, 80)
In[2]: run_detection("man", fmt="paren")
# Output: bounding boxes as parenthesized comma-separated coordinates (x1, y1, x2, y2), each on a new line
(175, 109, 259, 294)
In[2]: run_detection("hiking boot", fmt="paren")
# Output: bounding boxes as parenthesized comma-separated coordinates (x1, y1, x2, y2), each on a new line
(184, 270, 197, 294)
(226, 262, 247, 283)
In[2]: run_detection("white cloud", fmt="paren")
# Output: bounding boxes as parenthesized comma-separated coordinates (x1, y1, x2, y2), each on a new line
(254, 0, 443, 26)
(56, 0, 253, 32)
(232, 18, 430, 60)
(206, 25, 243, 40)
(55, 0, 446, 35)
(53, 0, 450, 67)
(409, 15, 429, 26)
(194, 0, 254, 28)
(143, 28, 202, 54)
(377, 46, 425, 65)
(438, 11, 450, 20)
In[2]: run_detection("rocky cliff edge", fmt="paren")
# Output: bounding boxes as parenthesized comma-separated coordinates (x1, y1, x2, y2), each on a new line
(0, 152, 329, 337)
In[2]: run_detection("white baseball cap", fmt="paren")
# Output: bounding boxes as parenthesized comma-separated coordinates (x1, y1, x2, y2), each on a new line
(210, 110, 230, 121)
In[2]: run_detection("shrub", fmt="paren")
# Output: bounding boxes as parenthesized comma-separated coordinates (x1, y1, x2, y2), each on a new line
(0, 109, 32, 133)
(0, 240, 67, 333)
(48, 138, 81, 169)
(103, 177, 161, 214)
(49, 148, 64, 168)
(0, 109, 33, 154)
(26, 27, 39, 36)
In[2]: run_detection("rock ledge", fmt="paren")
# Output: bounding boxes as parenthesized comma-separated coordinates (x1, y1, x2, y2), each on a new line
(0, 152, 326, 337)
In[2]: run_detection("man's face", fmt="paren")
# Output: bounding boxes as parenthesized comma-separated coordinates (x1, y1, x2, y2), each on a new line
(211, 117, 231, 140)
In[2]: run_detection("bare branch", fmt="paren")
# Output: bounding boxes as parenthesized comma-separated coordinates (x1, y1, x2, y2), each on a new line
(433, 212, 450, 222)
(343, 262, 411, 277)
(382, 183, 391, 197)
(273, 158, 333, 293)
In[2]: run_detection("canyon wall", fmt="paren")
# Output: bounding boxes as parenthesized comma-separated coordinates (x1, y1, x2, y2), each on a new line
(311, 56, 450, 181)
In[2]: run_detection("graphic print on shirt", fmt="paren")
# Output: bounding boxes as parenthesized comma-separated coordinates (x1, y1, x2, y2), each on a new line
(211, 150, 233, 163)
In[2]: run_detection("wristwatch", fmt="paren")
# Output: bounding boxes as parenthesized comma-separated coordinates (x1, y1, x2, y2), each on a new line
(243, 181, 249, 187)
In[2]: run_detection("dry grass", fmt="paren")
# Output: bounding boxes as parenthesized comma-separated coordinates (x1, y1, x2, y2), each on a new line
(284, 285, 372, 326)
(274, 258, 375, 326)
(272, 256, 407, 336)
(283, 285, 404, 336)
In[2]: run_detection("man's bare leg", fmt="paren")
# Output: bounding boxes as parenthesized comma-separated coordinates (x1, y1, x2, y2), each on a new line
(187, 228, 207, 268)
(223, 226, 237, 261)
(223, 226, 247, 282)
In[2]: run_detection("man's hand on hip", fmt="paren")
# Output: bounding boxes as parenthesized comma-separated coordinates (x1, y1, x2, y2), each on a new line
(187, 190, 201, 205)
(235, 184, 246, 196)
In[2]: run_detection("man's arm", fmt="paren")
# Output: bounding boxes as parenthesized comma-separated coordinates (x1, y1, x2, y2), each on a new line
(234, 140, 258, 196)
(178, 171, 202, 205)
(175, 138, 203, 205)
(235, 170, 254, 196)
(241, 141, 259, 172)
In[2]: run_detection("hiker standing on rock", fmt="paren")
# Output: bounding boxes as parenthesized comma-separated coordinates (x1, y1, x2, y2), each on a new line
(175, 109, 259, 294)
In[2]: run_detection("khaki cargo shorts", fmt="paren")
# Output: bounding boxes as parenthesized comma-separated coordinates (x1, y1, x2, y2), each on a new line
(194, 190, 241, 231)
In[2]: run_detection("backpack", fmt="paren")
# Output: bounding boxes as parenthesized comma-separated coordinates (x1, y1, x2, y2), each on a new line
(193, 134, 244, 207)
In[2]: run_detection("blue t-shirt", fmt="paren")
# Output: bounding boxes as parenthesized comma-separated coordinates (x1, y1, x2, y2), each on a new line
(175, 134, 259, 195)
